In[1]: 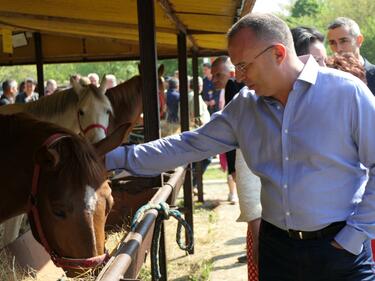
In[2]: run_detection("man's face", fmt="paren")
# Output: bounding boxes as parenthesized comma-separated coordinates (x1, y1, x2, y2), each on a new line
(228, 28, 276, 97)
(203, 66, 211, 78)
(211, 63, 230, 90)
(327, 26, 361, 56)
(10, 82, 18, 97)
(309, 41, 327, 66)
(25, 81, 35, 95)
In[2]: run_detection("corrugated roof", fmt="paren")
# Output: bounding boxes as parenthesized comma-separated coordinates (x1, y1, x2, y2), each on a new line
(0, 0, 256, 64)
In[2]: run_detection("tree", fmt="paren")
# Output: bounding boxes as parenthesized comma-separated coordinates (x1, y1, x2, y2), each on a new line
(291, 0, 323, 18)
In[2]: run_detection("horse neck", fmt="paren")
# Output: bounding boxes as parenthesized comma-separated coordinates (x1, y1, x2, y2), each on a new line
(23, 89, 80, 133)
(106, 81, 143, 132)
(0, 148, 34, 223)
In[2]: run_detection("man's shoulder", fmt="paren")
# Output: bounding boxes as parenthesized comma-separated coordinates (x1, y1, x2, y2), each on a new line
(0, 96, 9, 105)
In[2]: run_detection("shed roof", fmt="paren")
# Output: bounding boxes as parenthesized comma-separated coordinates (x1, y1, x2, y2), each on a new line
(0, 0, 256, 65)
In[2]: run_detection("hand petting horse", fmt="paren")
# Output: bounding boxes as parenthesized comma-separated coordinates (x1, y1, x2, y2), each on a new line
(0, 113, 114, 277)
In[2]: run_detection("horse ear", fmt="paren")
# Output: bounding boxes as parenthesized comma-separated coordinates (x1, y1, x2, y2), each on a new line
(94, 122, 133, 156)
(35, 147, 60, 169)
(99, 75, 107, 95)
(158, 64, 165, 77)
(71, 77, 84, 97)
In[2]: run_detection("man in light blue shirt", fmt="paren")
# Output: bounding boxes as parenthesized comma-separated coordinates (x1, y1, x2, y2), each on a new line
(107, 13, 375, 280)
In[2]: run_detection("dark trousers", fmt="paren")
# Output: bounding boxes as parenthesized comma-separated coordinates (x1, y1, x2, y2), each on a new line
(259, 220, 375, 281)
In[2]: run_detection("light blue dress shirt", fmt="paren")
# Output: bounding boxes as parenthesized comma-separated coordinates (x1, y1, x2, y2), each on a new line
(106, 57, 375, 255)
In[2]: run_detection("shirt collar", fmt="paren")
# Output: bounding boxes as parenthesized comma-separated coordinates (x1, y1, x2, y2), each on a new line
(296, 55, 319, 85)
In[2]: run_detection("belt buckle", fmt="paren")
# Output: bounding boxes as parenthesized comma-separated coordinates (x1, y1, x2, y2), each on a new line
(298, 231, 303, 239)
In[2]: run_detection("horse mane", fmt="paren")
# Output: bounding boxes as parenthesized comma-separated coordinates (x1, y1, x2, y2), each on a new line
(106, 75, 142, 125)
(24, 87, 79, 117)
(0, 113, 105, 190)
(24, 85, 111, 118)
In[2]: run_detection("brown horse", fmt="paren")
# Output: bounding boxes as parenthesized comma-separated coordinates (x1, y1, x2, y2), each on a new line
(0, 113, 114, 277)
(105, 65, 165, 141)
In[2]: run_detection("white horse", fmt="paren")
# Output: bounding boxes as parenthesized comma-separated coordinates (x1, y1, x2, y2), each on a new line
(0, 77, 113, 247)
(0, 77, 112, 143)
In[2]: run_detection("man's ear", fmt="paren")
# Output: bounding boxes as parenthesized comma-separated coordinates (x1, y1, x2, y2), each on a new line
(273, 44, 287, 64)
(356, 34, 364, 47)
(35, 147, 60, 169)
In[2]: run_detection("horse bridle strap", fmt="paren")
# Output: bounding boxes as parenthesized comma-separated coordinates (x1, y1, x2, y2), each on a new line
(27, 133, 109, 269)
(77, 112, 108, 136)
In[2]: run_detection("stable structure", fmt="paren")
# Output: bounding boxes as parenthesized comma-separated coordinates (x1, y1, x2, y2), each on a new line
(0, 0, 255, 63)
(0, 1, 256, 280)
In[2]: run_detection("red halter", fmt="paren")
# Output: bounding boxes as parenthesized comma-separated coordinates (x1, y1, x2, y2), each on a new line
(27, 133, 110, 269)
(77, 112, 108, 136)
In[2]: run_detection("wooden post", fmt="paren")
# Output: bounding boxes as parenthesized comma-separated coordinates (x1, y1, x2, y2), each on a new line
(137, 0, 160, 142)
(137, 1, 165, 280)
(34, 32, 44, 97)
(178, 31, 194, 254)
(192, 53, 204, 202)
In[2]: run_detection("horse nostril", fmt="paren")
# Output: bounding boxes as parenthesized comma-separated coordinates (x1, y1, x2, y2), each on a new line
(79, 109, 84, 116)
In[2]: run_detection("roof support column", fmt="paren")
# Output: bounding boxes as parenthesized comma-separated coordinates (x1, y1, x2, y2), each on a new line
(137, 0, 160, 142)
(192, 52, 204, 202)
(178, 31, 194, 254)
(34, 32, 44, 97)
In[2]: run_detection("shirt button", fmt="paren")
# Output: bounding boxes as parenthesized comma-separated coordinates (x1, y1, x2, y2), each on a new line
(285, 156, 289, 161)
(284, 129, 288, 134)
(283, 184, 288, 189)
(286, 212, 290, 216)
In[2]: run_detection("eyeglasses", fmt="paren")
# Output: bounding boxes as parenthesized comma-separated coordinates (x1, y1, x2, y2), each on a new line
(235, 45, 275, 74)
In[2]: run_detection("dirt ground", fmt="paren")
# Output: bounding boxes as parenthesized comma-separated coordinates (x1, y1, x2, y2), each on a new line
(140, 176, 248, 281)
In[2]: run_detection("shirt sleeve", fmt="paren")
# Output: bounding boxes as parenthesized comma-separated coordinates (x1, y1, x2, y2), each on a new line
(335, 81, 375, 254)
(105, 110, 238, 176)
(235, 149, 262, 222)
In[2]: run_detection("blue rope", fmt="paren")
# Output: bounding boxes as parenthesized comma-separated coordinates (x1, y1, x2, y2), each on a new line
(131, 202, 194, 280)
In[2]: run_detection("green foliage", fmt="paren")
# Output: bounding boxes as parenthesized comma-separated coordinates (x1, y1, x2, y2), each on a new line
(291, 0, 323, 18)
(285, 0, 375, 62)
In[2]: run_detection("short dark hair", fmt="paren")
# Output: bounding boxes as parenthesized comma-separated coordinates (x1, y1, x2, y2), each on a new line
(291, 26, 325, 56)
(327, 17, 361, 37)
(168, 77, 179, 90)
(203, 62, 211, 69)
(227, 13, 295, 51)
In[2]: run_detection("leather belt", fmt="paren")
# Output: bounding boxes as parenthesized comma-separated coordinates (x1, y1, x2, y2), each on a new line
(262, 220, 346, 240)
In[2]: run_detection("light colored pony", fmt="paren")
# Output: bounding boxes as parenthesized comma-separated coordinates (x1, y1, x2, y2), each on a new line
(0, 77, 113, 248)
(0, 78, 112, 143)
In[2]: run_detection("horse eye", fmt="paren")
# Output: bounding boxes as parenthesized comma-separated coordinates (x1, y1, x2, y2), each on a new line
(79, 109, 84, 116)
(53, 209, 66, 219)
(106, 109, 111, 115)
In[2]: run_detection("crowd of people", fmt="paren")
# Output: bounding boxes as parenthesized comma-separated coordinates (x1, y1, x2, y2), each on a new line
(0, 73, 118, 107)
(2, 12, 375, 280)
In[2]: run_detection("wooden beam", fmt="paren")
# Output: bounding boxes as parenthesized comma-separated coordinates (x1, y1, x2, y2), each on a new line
(0, 11, 176, 34)
(34, 32, 44, 97)
(137, 0, 160, 142)
(157, 0, 198, 51)
(240, 0, 256, 18)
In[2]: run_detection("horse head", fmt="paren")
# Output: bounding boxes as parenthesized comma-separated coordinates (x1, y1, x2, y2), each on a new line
(72, 76, 113, 144)
(33, 135, 113, 276)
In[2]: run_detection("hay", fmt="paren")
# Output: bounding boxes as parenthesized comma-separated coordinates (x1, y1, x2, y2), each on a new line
(0, 227, 128, 281)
